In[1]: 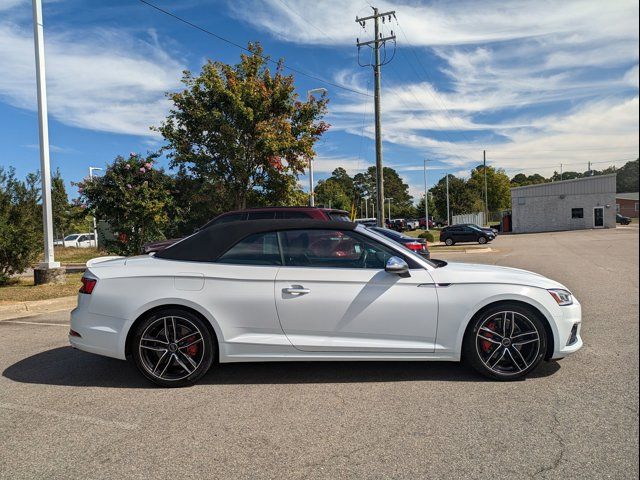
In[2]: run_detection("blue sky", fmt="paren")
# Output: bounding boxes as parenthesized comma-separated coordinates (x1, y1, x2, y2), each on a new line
(0, 0, 638, 202)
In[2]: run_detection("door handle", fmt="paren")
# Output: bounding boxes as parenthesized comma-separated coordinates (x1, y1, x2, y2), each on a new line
(283, 286, 310, 295)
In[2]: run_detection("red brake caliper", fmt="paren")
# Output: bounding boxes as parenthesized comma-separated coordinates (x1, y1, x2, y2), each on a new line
(184, 336, 199, 357)
(480, 321, 496, 352)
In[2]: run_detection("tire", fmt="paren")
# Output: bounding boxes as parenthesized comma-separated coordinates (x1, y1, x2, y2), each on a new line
(478, 236, 487, 245)
(132, 308, 215, 387)
(444, 238, 454, 246)
(462, 303, 548, 381)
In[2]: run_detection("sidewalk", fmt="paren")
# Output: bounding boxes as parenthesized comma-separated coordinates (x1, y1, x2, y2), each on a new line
(0, 296, 76, 321)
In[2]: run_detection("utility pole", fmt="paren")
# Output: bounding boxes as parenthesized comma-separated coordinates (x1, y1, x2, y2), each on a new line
(446, 173, 450, 226)
(356, 7, 396, 227)
(386, 198, 392, 223)
(364, 197, 369, 218)
(483, 150, 488, 226)
(588, 161, 592, 176)
(423, 158, 431, 231)
(560, 163, 563, 181)
(32, 0, 60, 283)
(306, 88, 327, 207)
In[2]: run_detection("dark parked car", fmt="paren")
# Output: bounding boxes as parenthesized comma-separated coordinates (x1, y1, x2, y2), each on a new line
(616, 213, 632, 225)
(369, 227, 430, 259)
(143, 207, 351, 253)
(440, 224, 495, 246)
(385, 218, 406, 232)
(419, 217, 447, 228)
(460, 223, 499, 236)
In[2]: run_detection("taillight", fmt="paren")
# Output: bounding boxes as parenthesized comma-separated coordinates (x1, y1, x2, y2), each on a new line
(406, 242, 422, 251)
(79, 276, 97, 294)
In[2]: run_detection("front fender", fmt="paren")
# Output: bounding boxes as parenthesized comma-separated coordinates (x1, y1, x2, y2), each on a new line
(435, 283, 560, 359)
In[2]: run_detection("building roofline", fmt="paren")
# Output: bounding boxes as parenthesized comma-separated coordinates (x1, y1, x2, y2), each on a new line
(510, 173, 617, 191)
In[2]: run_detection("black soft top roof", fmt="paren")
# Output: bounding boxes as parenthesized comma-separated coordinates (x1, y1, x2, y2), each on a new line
(155, 219, 357, 262)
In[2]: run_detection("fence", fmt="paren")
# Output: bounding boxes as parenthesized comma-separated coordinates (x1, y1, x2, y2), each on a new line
(452, 212, 485, 226)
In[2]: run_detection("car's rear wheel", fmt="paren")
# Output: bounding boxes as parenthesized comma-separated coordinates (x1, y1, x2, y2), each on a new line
(132, 308, 215, 387)
(478, 236, 487, 244)
(463, 303, 547, 380)
(444, 238, 454, 246)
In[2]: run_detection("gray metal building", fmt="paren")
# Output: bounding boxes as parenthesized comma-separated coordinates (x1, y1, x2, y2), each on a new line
(511, 174, 616, 233)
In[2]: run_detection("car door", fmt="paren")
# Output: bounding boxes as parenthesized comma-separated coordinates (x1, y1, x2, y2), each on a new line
(195, 231, 288, 351)
(76, 235, 88, 247)
(459, 227, 476, 243)
(274, 229, 439, 353)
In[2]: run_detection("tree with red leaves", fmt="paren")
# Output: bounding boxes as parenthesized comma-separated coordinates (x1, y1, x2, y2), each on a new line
(156, 43, 329, 211)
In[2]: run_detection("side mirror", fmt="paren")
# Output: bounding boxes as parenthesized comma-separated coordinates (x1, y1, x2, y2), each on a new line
(385, 256, 410, 277)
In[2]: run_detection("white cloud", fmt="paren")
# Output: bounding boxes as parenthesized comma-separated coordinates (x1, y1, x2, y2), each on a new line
(624, 65, 639, 88)
(0, 21, 184, 137)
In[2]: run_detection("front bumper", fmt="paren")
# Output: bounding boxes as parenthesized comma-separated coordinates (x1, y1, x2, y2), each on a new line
(550, 299, 583, 359)
(69, 301, 128, 360)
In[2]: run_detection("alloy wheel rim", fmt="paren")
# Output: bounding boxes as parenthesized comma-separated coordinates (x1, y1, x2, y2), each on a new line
(475, 311, 540, 376)
(138, 316, 205, 381)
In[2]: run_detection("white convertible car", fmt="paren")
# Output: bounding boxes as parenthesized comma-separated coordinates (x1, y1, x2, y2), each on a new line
(70, 220, 582, 387)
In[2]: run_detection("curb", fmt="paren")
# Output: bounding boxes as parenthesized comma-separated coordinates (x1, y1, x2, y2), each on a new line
(431, 247, 494, 254)
(0, 296, 76, 321)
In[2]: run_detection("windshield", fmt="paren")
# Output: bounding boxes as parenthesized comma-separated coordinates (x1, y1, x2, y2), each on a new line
(328, 212, 351, 221)
(64, 234, 79, 241)
(468, 225, 483, 232)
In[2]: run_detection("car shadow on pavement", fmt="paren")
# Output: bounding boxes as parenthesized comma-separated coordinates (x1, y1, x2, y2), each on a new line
(3, 346, 561, 388)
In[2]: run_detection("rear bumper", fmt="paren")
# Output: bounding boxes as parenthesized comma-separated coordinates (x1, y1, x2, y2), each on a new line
(550, 299, 583, 359)
(69, 303, 128, 360)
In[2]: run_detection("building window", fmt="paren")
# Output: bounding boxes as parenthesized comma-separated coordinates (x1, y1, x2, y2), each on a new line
(616, 203, 621, 213)
(517, 197, 526, 205)
(571, 208, 584, 219)
(635, 202, 639, 212)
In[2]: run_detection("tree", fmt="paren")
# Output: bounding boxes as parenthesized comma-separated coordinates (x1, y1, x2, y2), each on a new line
(616, 159, 639, 193)
(51, 169, 72, 240)
(156, 43, 329, 211)
(431, 174, 482, 221)
(315, 178, 351, 210)
(416, 192, 437, 220)
(352, 166, 414, 218)
(78, 154, 175, 256)
(0, 168, 41, 284)
(468, 165, 511, 212)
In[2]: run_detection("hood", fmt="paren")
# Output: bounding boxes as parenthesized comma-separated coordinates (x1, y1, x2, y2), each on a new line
(430, 262, 567, 290)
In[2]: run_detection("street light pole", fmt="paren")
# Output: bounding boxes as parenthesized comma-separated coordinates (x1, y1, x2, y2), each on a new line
(424, 158, 430, 231)
(89, 167, 102, 248)
(32, 0, 58, 271)
(446, 173, 450, 226)
(306, 88, 327, 207)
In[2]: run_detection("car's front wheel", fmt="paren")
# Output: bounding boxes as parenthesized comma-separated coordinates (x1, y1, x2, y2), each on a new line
(478, 236, 487, 244)
(132, 308, 215, 387)
(463, 303, 547, 380)
(444, 238, 454, 246)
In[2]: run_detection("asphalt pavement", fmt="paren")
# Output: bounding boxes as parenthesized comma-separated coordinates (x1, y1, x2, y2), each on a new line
(0, 226, 638, 479)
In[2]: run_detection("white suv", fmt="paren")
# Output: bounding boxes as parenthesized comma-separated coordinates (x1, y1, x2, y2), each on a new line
(63, 233, 96, 248)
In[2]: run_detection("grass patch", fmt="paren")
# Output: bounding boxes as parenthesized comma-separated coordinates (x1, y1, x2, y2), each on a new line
(0, 272, 83, 303)
(38, 247, 108, 265)
(404, 229, 441, 243)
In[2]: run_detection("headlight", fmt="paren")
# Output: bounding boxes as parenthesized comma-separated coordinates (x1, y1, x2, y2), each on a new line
(548, 289, 573, 306)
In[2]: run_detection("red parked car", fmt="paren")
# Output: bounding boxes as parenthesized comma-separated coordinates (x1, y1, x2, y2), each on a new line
(143, 207, 351, 253)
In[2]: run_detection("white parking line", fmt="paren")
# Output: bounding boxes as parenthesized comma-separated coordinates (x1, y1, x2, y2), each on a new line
(0, 402, 138, 430)
(0, 320, 68, 327)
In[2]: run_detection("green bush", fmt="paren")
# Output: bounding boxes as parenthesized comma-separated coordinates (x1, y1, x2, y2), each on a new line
(0, 168, 42, 284)
(77, 154, 176, 256)
(418, 231, 435, 242)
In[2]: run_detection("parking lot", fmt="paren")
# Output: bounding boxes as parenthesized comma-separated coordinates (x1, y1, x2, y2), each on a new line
(0, 226, 638, 479)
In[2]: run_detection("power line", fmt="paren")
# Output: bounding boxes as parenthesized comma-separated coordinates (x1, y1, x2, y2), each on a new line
(137, 0, 372, 98)
(393, 18, 480, 147)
